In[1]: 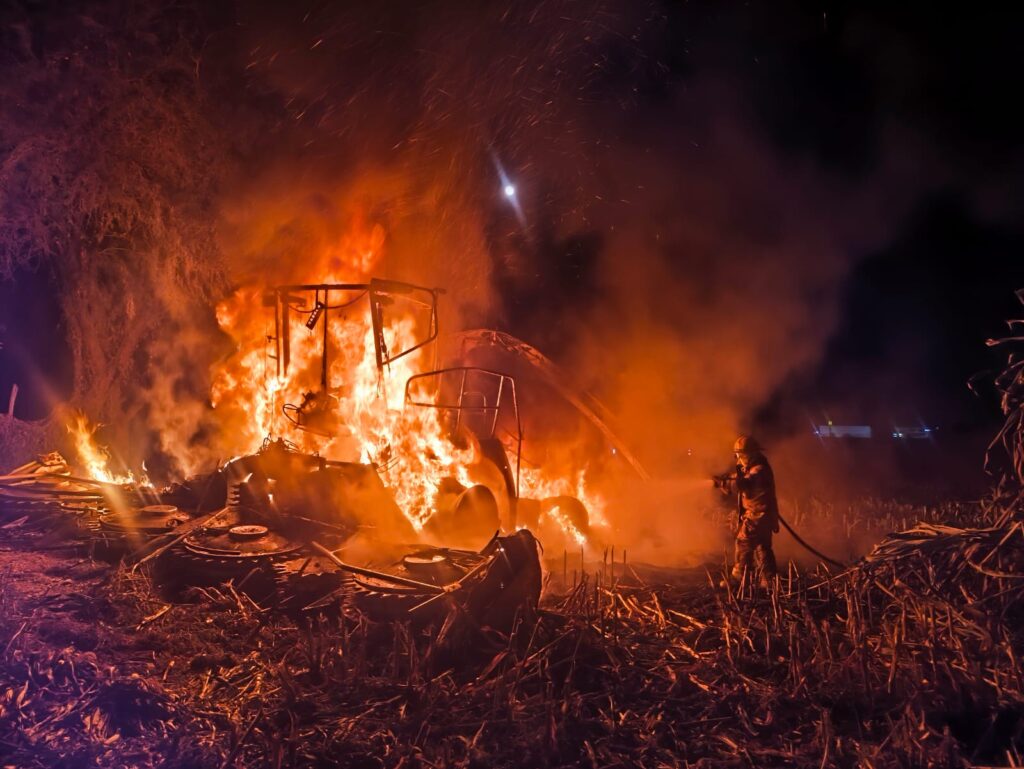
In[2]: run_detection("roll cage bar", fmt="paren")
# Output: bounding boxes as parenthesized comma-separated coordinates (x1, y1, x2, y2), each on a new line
(404, 366, 523, 499)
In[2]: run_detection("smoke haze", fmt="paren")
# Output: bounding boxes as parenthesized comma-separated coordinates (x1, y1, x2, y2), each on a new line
(2, 0, 1002, 563)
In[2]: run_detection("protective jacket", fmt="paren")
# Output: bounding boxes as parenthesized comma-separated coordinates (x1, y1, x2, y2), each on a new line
(735, 458, 779, 538)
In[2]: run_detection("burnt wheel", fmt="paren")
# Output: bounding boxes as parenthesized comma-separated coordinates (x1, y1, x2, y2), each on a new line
(423, 484, 500, 548)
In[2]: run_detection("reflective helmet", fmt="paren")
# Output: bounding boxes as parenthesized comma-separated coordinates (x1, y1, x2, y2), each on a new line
(733, 435, 763, 454)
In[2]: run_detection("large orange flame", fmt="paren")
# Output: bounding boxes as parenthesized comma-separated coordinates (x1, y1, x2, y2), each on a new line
(75, 209, 606, 544)
(208, 218, 482, 531)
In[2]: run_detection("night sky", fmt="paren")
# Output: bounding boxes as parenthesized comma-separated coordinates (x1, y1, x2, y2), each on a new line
(733, 4, 1024, 433)
(486, 2, 1024, 440)
(640, 3, 1024, 435)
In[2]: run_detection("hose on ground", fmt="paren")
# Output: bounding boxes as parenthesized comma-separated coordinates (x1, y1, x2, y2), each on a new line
(777, 513, 846, 569)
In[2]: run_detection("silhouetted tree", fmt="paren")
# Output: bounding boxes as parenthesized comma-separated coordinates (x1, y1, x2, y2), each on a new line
(0, 1, 233, 423)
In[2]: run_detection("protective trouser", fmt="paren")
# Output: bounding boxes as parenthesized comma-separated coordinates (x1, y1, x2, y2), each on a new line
(732, 522, 777, 585)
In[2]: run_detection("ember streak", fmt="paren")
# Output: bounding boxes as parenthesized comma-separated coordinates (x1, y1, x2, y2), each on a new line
(3, 0, 1024, 767)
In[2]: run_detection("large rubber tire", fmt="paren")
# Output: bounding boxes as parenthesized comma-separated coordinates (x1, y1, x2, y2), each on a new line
(350, 582, 437, 622)
(423, 484, 500, 549)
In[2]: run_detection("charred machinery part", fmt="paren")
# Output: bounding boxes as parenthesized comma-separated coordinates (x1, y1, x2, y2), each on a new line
(272, 556, 350, 616)
(159, 438, 364, 523)
(163, 520, 303, 598)
(159, 474, 227, 514)
(264, 279, 440, 435)
(94, 504, 191, 561)
(282, 390, 338, 437)
(396, 544, 493, 587)
(468, 529, 543, 629)
(311, 542, 447, 592)
(159, 439, 416, 569)
(0, 455, 114, 537)
(129, 506, 235, 574)
(227, 524, 270, 539)
(310, 540, 449, 620)
(180, 524, 301, 567)
(405, 366, 523, 503)
(453, 329, 651, 481)
(349, 578, 433, 621)
(326, 530, 542, 631)
(401, 551, 471, 585)
(232, 444, 414, 541)
(99, 505, 189, 538)
(0, 486, 73, 523)
(423, 484, 500, 549)
(59, 501, 106, 535)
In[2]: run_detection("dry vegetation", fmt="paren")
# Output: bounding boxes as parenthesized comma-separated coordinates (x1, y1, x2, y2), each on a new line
(1, 487, 1022, 768)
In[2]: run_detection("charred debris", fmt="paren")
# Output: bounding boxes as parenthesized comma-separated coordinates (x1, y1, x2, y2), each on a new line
(1, 278, 593, 633)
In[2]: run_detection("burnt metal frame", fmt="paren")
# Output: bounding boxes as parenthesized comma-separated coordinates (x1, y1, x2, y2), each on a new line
(268, 279, 440, 390)
(403, 366, 523, 498)
(368, 279, 440, 372)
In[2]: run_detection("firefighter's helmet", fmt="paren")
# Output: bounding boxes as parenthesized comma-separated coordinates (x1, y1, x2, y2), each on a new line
(733, 435, 763, 454)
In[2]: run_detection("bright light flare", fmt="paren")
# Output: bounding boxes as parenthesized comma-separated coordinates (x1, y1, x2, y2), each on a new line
(491, 151, 526, 226)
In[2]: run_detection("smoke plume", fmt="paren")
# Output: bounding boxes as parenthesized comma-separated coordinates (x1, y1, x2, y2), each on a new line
(2, 1, 932, 562)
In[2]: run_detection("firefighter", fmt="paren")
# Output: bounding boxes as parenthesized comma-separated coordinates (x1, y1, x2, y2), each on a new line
(716, 435, 779, 588)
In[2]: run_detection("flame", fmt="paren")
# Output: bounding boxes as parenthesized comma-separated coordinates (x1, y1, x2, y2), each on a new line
(62, 206, 609, 542)
(543, 501, 587, 548)
(182, 209, 607, 538)
(66, 412, 136, 484)
(207, 217, 478, 531)
(520, 467, 608, 527)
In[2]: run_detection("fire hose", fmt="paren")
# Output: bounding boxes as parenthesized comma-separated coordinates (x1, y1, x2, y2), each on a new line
(776, 513, 846, 569)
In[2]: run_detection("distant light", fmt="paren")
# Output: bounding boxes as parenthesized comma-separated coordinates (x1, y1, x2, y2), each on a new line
(503, 183, 516, 198)
(610, 447, 617, 455)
